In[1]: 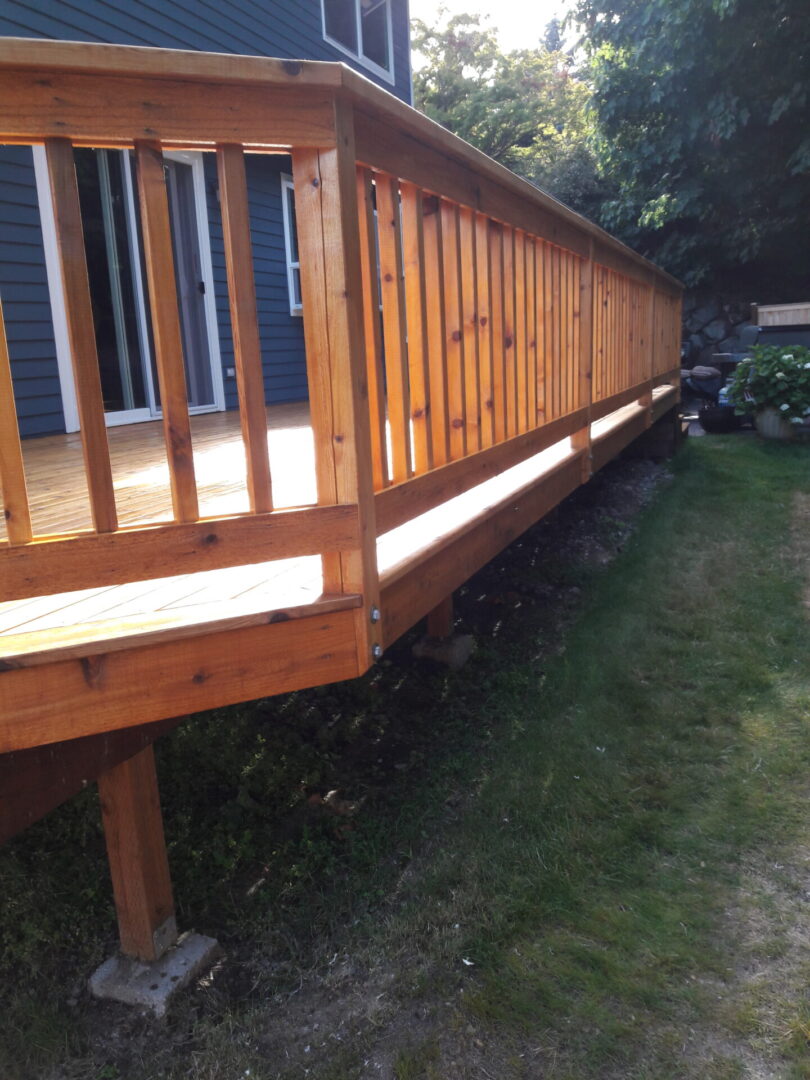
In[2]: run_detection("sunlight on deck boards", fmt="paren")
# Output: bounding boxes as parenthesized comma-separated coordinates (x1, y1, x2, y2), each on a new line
(0, 394, 668, 667)
(377, 437, 577, 583)
(0, 403, 317, 543)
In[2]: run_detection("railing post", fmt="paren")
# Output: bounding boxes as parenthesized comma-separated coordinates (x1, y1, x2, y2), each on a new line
(572, 240, 594, 482)
(97, 745, 177, 963)
(641, 285, 656, 427)
(292, 97, 381, 673)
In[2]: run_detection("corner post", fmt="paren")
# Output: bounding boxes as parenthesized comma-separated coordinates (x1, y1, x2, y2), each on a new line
(641, 284, 656, 427)
(292, 96, 381, 674)
(572, 239, 594, 482)
(97, 744, 176, 962)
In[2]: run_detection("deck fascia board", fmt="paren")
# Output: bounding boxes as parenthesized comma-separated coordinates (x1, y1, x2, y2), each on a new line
(0, 606, 362, 754)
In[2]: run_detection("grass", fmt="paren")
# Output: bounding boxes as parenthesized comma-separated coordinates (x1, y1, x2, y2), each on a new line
(3, 434, 810, 1078)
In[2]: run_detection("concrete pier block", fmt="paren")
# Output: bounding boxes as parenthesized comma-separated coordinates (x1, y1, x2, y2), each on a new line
(412, 633, 475, 670)
(89, 931, 220, 1017)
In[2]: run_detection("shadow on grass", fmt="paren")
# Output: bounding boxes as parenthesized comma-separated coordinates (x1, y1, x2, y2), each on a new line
(3, 437, 810, 1079)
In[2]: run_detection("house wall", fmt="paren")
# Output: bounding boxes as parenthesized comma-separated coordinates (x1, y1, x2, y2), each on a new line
(0, 0, 412, 435)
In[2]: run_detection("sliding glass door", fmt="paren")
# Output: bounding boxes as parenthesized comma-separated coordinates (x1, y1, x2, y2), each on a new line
(72, 148, 220, 426)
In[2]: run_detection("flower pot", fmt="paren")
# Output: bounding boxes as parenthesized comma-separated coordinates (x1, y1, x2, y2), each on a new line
(698, 405, 742, 434)
(755, 406, 793, 440)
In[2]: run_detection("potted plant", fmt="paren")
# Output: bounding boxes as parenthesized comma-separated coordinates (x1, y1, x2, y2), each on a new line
(726, 344, 810, 439)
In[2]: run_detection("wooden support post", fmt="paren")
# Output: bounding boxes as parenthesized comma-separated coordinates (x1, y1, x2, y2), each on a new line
(641, 286, 656, 427)
(427, 594, 454, 640)
(571, 241, 594, 484)
(97, 745, 177, 963)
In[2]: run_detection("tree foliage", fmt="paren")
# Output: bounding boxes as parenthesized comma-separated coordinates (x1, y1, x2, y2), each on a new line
(411, 13, 604, 217)
(570, 0, 810, 290)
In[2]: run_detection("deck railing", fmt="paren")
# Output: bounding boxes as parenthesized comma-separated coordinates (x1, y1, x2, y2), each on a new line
(0, 38, 682, 673)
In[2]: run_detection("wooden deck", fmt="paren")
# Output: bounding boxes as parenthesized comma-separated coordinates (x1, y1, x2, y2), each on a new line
(0, 37, 683, 968)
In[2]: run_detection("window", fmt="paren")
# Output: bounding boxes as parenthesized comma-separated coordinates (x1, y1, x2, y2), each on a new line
(281, 174, 302, 317)
(322, 0, 394, 83)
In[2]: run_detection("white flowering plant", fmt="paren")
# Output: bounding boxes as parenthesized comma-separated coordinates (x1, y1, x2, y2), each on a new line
(726, 344, 810, 424)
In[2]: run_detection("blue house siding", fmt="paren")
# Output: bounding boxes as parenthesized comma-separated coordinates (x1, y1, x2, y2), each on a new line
(0, 0, 411, 436)
(0, 146, 65, 436)
(0, 0, 412, 102)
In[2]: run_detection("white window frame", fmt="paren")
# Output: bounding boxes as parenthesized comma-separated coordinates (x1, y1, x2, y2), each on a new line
(321, 0, 395, 86)
(281, 174, 303, 317)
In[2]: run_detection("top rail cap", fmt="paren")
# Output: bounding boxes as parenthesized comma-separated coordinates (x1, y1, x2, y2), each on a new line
(0, 36, 344, 89)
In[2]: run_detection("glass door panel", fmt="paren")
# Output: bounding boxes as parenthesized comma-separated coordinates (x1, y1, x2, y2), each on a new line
(74, 148, 152, 417)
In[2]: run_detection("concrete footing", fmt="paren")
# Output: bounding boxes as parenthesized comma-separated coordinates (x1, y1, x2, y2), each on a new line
(89, 932, 220, 1016)
(412, 633, 475, 670)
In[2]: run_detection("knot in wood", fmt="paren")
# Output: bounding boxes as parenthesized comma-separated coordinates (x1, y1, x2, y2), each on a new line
(451, 418, 464, 429)
(283, 60, 302, 75)
(311, 177, 320, 188)
(505, 335, 513, 349)
(451, 330, 461, 342)
(479, 316, 488, 327)
(203, 533, 218, 545)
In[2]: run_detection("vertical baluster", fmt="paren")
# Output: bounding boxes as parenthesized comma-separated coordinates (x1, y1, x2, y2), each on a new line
(134, 140, 198, 523)
(474, 213, 494, 449)
(216, 143, 273, 512)
(422, 196, 449, 467)
(458, 206, 480, 455)
(44, 138, 117, 534)
(551, 245, 561, 419)
(572, 241, 594, 482)
(542, 242, 553, 421)
(513, 229, 527, 433)
(526, 236, 537, 430)
(355, 166, 388, 491)
(440, 199, 466, 461)
(502, 226, 516, 437)
(572, 256, 582, 410)
(594, 266, 604, 404)
(0, 298, 32, 544)
(488, 220, 506, 443)
(535, 239, 547, 425)
(562, 251, 572, 414)
(375, 173, 412, 484)
(400, 182, 432, 476)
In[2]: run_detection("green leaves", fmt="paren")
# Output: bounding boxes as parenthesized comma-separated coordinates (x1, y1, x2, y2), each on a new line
(569, 0, 810, 289)
(411, 13, 605, 217)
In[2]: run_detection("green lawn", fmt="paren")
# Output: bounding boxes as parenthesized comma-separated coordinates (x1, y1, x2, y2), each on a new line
(3, 435, 810, 1079)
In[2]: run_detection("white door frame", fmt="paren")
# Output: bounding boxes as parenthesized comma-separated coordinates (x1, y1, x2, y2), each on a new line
(33, 146, 225, 432)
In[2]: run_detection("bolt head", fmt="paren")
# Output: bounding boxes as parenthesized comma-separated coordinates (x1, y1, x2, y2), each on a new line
(372, 644, 383, 660)
(370, 606, 381, 623)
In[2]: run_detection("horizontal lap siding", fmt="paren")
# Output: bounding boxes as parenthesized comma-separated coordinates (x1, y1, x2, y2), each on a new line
(0, 0, 412, 101)
(0, 146, 64, 436)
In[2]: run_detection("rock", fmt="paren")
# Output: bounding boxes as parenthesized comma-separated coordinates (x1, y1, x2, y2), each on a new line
(702, 318, 728, 343)
(412, 634, 476, 671)
(717, 336, 739, 353)
(689, 301, 722, 330)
